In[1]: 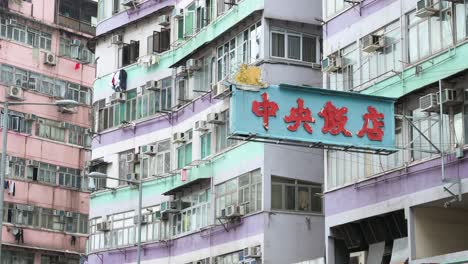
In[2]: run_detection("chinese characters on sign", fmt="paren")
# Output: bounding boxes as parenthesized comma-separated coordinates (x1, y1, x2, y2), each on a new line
(251, 92, 385, 141)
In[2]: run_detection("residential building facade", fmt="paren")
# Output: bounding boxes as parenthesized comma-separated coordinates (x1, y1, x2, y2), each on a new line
(0, 0, 96, 263)
(87, 0, 324, 263)
(323, 0, 468, 263)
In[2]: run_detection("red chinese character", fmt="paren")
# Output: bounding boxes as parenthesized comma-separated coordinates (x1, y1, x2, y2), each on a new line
(357, 106, 385, 141)
(252, 92, 279, 130)
(283, 98, 315, 134)
(318, 101, 352, 137)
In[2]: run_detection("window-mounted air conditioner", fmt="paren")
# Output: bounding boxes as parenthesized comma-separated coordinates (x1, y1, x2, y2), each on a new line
(141, 144, 157, 155)
(127, 173, 138, 181)
(416, 0, 439, 18)
(71, 39, 81, 46)
(24, 113, 37, 121)
(436, 89, 459, 105)
(7, 86, 24, 100)
(96, 221, 111, 232)
(146, 80, 162, 91)
(212, 81, 230, 99)
(111, 34, 123, 45)
(174, 9, 184, 19)
(322, 53, 343, 72)
(361, 34, 386, 53)
(349, 251, 367, 264)
(122, 0, 138, 7)
(126, 152, 136, 163)
(65, 211, 73, 218)
(419, 93, 438, 112)
(172, 132, 186, 143)
(206, 112, 225, 124)
(158, 15, 171, 27)
(58, 106, 77, 114)
(186, 59, 202, 71)
(110, 92, 126, 103)
(26, 160, 38, 167)
(160, 201, 180, 213)
(194, 120, 209, 131)
(134, 215, 149, 225)
(243, 246, 262, 258)
(176, 66, 188, 77)
(44, 52, 57, 66)
(224, 204, 245, 219)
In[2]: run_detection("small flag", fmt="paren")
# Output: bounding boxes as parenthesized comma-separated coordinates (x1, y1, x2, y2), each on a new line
(74, 62, 81, 70)
(181, 169, 187, 182)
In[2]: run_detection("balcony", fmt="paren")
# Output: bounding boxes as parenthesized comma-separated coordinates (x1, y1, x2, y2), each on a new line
(58, 15, 96, 36)
(57, 0, 97, 36)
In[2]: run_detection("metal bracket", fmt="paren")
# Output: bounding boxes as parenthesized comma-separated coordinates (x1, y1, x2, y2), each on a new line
(217, 218, 230, 232)
(403, 116, 441, 154)
(96, 253, 104, 264)
(443, 179, 462, 207)
(116, 248, 127, 260)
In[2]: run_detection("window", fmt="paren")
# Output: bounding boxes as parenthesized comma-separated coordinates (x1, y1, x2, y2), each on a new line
(0, 16, 52, 51)
(177, 79, 188, 104)
(58, 167, 82, 189)
(214, 250, 244, 264)
(200, 132, 211, 159)
(112, 0, 121, 14)
(147, 30, 170, 54)
(156, 139, 171, 175)
(120, 40, 139, 67)
(185, 3, 196, 37)
(2, 202, 88, 234)
(68, 124, 91, 147)
(407, 3, 452, 64)
(217, 21, 262, 81)
(2, 249, 34, 264)
(108, 211, 135, 248)
(119, 150, 135, 185)
(325, 0, 351, 18)
(215, 110, 236, 153)
(0, 110, 32, 134)
(172, 189, 211, 236)
(41, 255, 79, 264)
(36, 118, 65, 142)
(271, 176, 322, 213)
(89, 163, 107, 191)
(6, 156, 26, 179)
(270, 29, 318, 63)
(193, 56, 212, 92)
(177, 130, 193, 168)
(60, 37, 95, 64)
(215, 169, 262, 217)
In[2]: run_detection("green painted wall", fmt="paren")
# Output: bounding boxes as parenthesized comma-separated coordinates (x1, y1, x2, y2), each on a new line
(94, 0, 264, 99)
(362, 43, 468, 98)
(90, 142, 264, 208)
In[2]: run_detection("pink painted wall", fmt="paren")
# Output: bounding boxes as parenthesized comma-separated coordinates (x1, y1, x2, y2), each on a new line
(0, 39, 95, 88)
(8, 0, 56, 25)
(3, 181, 89, 214)
(2, 225, 86, 253)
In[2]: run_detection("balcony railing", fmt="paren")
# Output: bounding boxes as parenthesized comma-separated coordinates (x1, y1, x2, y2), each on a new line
(58, 15, 96, 35)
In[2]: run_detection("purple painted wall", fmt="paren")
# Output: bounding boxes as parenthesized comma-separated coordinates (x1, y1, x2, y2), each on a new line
(87, 213, 264, 264)
(93, 95, 218, 148)
(96, 0, 176, 36)
(325, 154, 468, 216)
(324, 0, 398, 38)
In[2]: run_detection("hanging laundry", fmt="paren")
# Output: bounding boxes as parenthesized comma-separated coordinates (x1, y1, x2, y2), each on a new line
(8, 181, 15, 196)
(111, 70, 120, 91)
(181, 169, 187, 182)
(119, 69, 127, 91)
(4, 180, 8, 190)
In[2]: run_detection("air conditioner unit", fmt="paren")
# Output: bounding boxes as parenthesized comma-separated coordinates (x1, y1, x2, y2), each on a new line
(26, 160, 38, 167)
(350, 251, 367, 264)
(238, 204, 246, 216)
(361, 34, 386, 53)
(110, 92, 126, 103)
(174, 9, 184, 19)
(176, 66, 188, 77)
(416, 0, 439, 18)
(65, 211, 73, 217)
(243, 246, 261, 258)
(322, 54, 342, 72)
(158, 15, 171, 26)
(122, 0, 138, 7)
(225, 204, 243, 218)
(194, 120, 209, 131)
(127, 173, 138, 181)
(71, 39, 81, 46)
(243, 259, 257, 264)
(53, 209, 62, 216)
(161, 211, 169, 221)
(7, 86, 24, 100)
(96, 221, 111, 232)
(146, 80, 162, 91)
(58, 106, 77, 114)
(186, 59, 202, 71)
(111, 34, 123, 45)
(212, 81, 230, 99)
(24, 113, 37, 121)
(206, 112, 225, 124)
(16, 204, 35, 212)
(134, 215, 149, 225)
(436, 89, 459, 105)
(420, 93, 438, 112)
(172, 132, 186, 143)
(44, 52, 57, 65)
(126, 152, 136, 163)
(141, 144, 157, 155)
(160, 201, 180, 213)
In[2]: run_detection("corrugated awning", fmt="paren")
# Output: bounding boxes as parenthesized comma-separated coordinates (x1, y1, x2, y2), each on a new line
(162, 177, 211, 196)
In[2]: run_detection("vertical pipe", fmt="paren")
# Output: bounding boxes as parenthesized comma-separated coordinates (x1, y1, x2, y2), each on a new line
(439, 80, 445, 182)
(137, 180, 143, 264)
(0, 103, 9, 261)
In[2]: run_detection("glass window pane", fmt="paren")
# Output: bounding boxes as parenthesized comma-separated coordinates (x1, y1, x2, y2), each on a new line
(287, 35, 301, 60)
